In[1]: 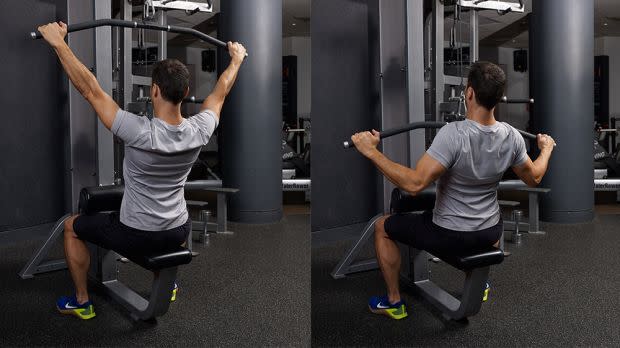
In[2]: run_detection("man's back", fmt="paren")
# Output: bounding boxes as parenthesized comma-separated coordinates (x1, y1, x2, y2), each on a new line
(112, 109, 219, 231)
(427, 119, 527, 231)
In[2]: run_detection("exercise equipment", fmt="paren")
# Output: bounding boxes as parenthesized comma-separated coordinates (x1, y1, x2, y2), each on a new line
(31, 19, 248, 57)
(20, 185, 192, 321)
(334, 188, 504, 321)
(343, 121, 539, 149)
(500, 96, 534, 104)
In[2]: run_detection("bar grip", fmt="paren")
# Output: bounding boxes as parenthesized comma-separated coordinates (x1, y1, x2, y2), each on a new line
(501, 96, 534, 104)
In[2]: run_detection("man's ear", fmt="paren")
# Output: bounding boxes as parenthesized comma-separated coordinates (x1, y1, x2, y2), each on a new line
(184, 86, 190, 98)
(152, 83, 160, 98)
(466, 86, 474, 100)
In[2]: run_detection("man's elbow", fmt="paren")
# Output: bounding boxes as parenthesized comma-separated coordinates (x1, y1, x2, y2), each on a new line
(403, 182, 423, 196)
(527, 175, 542, 188)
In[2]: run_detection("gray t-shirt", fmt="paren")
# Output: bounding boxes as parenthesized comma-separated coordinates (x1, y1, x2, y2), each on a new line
(426, 119, 528, 231)
(111, 109, 218, 231)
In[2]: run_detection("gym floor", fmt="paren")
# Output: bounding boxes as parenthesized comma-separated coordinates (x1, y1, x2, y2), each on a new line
(0, 207, 310, 347)
(311, 209, 620, 347)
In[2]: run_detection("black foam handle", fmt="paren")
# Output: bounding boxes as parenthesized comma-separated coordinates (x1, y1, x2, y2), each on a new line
(501, 96, 534, 104)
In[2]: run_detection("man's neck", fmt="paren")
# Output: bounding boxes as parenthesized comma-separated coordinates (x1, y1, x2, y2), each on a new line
(466, 106, 496, 126)
(153, 102, 184, 125)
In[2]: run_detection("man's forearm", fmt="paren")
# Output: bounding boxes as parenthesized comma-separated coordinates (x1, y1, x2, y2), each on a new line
(52, 41, 101, 100)
(367, 149, 421, 193)
(215, 59, 242, 96)
(532, 149, 552, 184)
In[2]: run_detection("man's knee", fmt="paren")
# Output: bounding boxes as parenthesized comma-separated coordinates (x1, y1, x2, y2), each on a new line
(64, 215, 79, 238)
(374, 215, 390, 237)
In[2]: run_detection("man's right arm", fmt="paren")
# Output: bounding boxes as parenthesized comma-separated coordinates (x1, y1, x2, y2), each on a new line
(201, 42, 247, 120)
(512, 134, 554, 187)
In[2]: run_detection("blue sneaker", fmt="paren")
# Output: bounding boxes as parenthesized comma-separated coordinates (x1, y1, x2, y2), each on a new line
(56, 295, 96, 320)
(368, 295, 408, 320)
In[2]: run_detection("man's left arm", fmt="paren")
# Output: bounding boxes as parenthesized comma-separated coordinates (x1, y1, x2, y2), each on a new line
(39, 22, 119, 130)
(351, 130, 446, 195)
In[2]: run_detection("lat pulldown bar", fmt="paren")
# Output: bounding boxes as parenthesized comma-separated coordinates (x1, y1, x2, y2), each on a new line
(343, 121, 540, 149)
(31, 19, 248, 57)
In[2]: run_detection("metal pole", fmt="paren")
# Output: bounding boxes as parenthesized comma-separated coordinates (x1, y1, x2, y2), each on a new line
(406, 0, 426, 166)
(469, 9, 478, 63)
(94, 0, 114, 186)
(432, 0, 445, 122)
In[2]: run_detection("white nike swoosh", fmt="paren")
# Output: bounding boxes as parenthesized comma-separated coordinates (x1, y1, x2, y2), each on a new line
(64, 303, 77, 309)
(376, 302, 390, 309)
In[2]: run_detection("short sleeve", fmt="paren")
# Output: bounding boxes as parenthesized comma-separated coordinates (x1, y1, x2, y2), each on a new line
(187, 109, 219, 140)
(511, 127, 528, 167)
(426, 125, 457, 169)
(111, 109, 150, 145)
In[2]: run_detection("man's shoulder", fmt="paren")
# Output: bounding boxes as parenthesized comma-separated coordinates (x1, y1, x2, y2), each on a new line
(117, 109, 151, 123)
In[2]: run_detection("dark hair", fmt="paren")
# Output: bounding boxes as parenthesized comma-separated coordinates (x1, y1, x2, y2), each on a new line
(151, 58, 190, 104)
(466, 61, 506, 110)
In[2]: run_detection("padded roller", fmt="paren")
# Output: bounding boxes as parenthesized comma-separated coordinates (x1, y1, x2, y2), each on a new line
(390, 188, 436, 214)
(78, 185, 125, 215)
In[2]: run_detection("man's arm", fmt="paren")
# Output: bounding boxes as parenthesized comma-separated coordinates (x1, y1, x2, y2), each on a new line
(351, 130, 446, 195)
(512, 135, 554, 187)
(201, 42, 247, 119)
(39, 22, 118, 129)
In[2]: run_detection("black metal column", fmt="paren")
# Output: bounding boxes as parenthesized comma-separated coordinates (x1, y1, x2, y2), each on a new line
(531, 0, 594, 223)
(219, 0, 283, 223)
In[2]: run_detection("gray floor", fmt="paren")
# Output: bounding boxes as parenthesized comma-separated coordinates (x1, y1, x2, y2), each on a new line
(312, 214, 620, 347)
(0, 213, 310, 347)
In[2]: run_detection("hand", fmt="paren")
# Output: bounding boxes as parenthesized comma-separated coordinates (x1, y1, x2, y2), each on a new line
(38, 21, 68, 48)
(537, 133, 555, 152)
(228, 41, 246, 63)
(351, 130, 380, 157)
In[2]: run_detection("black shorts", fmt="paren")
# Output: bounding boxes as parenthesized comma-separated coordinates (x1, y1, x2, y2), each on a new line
(73, 212, 191, 256)
(384, 210, 502, 254)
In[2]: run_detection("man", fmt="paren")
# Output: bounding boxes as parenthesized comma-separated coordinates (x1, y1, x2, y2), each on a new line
(38, 21, 246, 319)
(351, 61, 555, 320)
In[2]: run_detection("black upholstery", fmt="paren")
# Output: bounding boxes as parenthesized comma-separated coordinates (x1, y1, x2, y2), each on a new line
(433, 246, 504, 271)
(78, 185, 192, 270)
(390, 188, 436, 214)
(390, 188, 504, 270)
(79, 185, 125, 215)
(125, 246, 193, 270)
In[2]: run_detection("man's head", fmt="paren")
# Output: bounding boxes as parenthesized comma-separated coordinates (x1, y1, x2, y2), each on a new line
(465, 61, 506, 111)
(151, 58, 190, 105)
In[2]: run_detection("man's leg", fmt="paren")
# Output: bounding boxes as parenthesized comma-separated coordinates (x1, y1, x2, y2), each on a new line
(63, 215, 90, 304)
(374, 215, 401, 304)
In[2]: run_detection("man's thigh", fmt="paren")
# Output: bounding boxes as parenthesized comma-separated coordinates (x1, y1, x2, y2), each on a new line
(383, 210, 456, 251)
(73, 212, 135, 254)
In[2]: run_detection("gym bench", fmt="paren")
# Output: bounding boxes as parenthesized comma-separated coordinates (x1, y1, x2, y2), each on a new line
(20, 185, 192, 321)
(332, 189, 504, 320)
(392, 189, 504, 320)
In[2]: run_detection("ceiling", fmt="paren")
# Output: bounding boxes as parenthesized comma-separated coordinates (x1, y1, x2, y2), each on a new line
(474, 0, 620, 48)
(151, 0, 309, 48)
(142, 0, 620, 49)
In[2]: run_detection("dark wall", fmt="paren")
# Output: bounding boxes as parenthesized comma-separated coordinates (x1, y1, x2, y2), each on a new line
(311, 0, 379, 232)
(0, 1, 66, 232)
